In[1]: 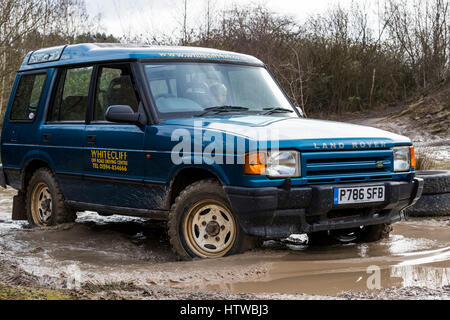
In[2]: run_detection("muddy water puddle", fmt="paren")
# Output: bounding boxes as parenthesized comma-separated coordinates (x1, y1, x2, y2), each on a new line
(210, 222, 450, 295)
(0, 188, 449, 296)
(217, 245, 450, 296)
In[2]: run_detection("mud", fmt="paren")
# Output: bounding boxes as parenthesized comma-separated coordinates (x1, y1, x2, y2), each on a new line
(0, 187, 449, 300)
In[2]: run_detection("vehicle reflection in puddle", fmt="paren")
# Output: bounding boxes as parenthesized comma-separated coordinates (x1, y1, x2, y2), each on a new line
(205, 224, 449, 295)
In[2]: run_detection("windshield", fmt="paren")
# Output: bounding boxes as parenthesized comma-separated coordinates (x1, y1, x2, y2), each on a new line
(144, 62, 300, 119)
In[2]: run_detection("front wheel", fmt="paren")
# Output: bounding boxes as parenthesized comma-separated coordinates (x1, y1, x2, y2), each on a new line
(168, 179, 257, 260)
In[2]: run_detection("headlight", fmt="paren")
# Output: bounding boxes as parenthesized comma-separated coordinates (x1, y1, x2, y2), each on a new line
(393, 146, 411, 172)
(244, 150, 301, 178)
(266, 151, 301, 178)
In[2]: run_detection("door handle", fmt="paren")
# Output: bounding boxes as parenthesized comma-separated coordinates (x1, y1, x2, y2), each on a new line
(42, 134, 51, 142)
(87, 135, 96, 144)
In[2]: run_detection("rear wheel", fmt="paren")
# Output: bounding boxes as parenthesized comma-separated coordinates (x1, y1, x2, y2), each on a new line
(357, 223, 392, 242)
(26, 168, 76, 227)
(308, 223, 392, 245)
(168, 179, 258, 260)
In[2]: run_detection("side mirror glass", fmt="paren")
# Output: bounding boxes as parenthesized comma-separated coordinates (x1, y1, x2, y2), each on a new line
(105, 105, 140, 124)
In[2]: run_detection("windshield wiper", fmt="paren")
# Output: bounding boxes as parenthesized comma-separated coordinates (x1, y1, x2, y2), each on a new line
(262, 107, 294, 115)
(195, 105, 249, 117)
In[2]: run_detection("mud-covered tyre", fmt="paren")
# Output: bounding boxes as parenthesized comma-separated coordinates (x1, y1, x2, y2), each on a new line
(308, 224, 392, 245)
(357, 223, 392, 242)
(26, 168, 76, 227)
(404, 193, 450, 217)
(168, 179, 256, 260)
(415, 170, 450, 195)
(307, 231, 333, 245)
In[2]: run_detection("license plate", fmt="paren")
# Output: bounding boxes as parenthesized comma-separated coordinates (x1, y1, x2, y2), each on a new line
(333, 186, 385, 204)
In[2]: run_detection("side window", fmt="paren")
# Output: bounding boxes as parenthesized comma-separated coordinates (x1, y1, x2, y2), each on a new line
(10, 73, 47, 121)
(49, 66, 93, 122)
(94, 65, 139, 121)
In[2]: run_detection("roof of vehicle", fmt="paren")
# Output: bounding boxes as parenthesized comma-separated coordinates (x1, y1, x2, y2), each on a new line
(19, 43, 264, 71)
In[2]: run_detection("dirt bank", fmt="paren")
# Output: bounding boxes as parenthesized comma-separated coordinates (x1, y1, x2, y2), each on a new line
(338, 106, 450, 169)
(334, 79, 450, 169)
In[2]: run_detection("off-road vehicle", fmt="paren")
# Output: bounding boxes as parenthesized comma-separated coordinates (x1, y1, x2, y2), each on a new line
(0, 44, 423, 259)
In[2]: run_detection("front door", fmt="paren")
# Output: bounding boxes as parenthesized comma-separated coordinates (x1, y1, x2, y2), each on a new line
(83, 63, 147, 208)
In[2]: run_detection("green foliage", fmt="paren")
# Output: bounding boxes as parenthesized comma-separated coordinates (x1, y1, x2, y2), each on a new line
(0, 283, 71, 300)
(415, 149, 437, 170)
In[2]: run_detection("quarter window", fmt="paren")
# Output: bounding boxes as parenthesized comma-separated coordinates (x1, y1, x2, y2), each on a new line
(49, 66, 93, 122)
(10, 73, 47, 121)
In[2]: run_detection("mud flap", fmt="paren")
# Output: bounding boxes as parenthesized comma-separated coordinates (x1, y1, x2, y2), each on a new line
(12, 191, 27, 221)
(0, 164, 6, 188)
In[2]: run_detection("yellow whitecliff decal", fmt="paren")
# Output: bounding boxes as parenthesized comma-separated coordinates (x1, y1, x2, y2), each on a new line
(90, 149, 128, 172)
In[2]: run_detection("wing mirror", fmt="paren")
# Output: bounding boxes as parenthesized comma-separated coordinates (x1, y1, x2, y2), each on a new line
(105, 105, 141, 124)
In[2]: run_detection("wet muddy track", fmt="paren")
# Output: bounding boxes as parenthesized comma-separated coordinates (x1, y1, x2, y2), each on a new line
(0, 188, 449, 299)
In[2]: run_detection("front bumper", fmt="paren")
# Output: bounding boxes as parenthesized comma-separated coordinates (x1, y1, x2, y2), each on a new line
(224, 177, 423, 238)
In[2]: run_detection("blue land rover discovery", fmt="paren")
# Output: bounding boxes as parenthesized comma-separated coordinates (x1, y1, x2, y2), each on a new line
(0, 44, 423, 259)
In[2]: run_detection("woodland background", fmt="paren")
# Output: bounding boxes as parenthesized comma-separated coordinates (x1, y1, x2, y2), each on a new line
(1, 0, 449, 123)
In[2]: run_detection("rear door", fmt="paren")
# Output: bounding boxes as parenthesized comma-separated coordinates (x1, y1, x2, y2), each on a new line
(1, 70, 50, 189)
(83, 63, 148, 208)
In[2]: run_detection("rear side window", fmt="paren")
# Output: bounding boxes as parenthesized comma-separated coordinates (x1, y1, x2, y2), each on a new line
(49, 66, 93, 122)
(10, 73, 47, 121)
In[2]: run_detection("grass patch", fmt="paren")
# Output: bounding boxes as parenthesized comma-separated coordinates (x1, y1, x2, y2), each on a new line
(0, 283, 72, 300)
(415, 150, 436, 170)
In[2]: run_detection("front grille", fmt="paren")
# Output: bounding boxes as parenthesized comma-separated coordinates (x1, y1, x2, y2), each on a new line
(302, 150, 393, 184)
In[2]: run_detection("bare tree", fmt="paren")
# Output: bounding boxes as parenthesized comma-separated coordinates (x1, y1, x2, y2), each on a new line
(182, 0, 188, 45)
(384, 0, 450, 88)
(0, 0, 104, 122)
(1, 0, 449, 121)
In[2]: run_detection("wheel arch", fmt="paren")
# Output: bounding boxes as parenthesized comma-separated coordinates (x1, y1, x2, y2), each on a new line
(21, 158, 53, 192)
(167, 166, 226, 208)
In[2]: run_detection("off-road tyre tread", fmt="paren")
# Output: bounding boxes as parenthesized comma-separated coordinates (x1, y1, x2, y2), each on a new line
(357, 223, 392, 242)
(26, 168, 76, 226)
(307, 231, 333, 246)
(308, 223, 392, 245)
(168, 179, 256, 260)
